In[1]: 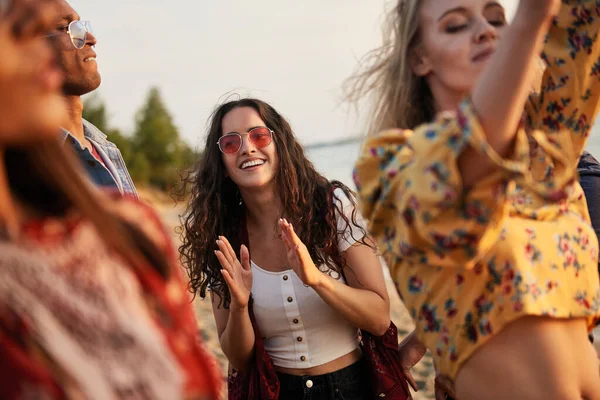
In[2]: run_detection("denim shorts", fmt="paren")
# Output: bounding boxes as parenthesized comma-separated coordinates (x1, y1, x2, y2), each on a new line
(276, 359, 369, 400)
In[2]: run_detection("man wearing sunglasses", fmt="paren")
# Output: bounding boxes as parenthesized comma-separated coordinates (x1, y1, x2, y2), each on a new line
(46, 0, 137, 197)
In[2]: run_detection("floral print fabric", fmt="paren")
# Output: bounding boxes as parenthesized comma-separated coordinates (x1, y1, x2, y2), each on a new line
(354, 1, 600, 379)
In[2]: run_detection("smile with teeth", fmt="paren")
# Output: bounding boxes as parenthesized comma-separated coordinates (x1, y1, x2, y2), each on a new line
(84, 57, 96, 62)
(241, 159, 265, 169)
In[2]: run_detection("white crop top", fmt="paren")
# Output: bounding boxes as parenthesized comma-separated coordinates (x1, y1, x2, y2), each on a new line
(251, 188, 367, 368)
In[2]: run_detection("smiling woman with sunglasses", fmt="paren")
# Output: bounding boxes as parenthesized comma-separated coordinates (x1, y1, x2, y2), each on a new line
(217, 127, 274, 155)
(180, 98, 422, 400)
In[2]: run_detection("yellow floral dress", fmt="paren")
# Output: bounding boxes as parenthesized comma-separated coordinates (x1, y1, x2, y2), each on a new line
(354, 2, 600, 379)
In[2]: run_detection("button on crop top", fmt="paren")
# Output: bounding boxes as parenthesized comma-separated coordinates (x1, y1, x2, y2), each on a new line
(250, 188, 366, 368)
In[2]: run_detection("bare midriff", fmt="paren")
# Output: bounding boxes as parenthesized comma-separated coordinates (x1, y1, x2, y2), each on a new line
(455, 316, 600, 400)
(274, 348, 362, 376)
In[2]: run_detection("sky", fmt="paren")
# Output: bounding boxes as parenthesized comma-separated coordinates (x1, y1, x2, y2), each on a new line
(73, 0, 519, 148)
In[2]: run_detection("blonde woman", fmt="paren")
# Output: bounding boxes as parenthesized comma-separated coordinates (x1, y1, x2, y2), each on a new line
(349, 0, 600, 399)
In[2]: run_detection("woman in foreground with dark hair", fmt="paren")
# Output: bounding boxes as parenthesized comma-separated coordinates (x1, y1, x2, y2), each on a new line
(0, 1, 220, 398)
(180, 98, 420, 399)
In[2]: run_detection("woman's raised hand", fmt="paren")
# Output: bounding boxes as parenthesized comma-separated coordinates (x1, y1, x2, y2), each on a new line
(215, 236, 252, 310)
(279, 218, 323, 287)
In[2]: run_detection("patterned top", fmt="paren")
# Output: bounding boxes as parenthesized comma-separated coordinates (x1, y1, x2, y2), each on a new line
(0, 197, 221, 399)
(354, 1, 600, 379)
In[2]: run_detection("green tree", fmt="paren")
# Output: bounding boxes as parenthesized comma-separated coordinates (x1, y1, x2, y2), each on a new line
(133, 87, 178, 164)
(175, 138, 200, 169)
(128, 151, 151, 185)
(133, 87, 194, 190)
(82, 89, 198, 191)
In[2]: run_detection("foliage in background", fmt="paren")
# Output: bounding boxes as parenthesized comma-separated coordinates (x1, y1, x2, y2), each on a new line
(83, 88, 201, 191)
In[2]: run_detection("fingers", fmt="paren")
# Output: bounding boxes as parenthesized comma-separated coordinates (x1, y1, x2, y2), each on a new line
(279, 218, 301, 247)
(222, 236, 240, 264)
(240, 244, 251, 271)
(221, 268, 235, 289)
(278, 219, 292, 248)
(405, 371, 418, 392)
(278, 221, 299, 262)
(216, 236, 236, 265)
(279, 219, 310, 271)
(221, 269, 242, 301)
(218, 236, 236, 259)
(215, 250, 234, 276)
(279, 219, 305, 263)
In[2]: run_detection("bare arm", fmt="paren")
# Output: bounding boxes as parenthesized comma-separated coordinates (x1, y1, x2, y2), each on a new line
(459, 0, 560, 186)
(313, 241, 390, 336)
(211, 292, 255, 371)
(211, 238, 255, 371)
(280, 219, 391, 336)
(523, 0, 600, 172)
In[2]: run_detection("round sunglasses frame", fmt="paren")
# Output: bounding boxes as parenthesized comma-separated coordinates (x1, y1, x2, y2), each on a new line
(46, 20, 93, 49)
(217, 127, 274, 155)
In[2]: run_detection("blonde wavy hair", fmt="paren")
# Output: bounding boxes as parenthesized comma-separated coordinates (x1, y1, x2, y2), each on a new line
(345, 0, 545, 135)
(345, 0, 432, 134)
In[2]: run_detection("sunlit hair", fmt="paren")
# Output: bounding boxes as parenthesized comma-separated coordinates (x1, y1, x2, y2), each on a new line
(345, 1, 542, 134)
(345, 0, 433, 133)
(178, 98, 371, 308)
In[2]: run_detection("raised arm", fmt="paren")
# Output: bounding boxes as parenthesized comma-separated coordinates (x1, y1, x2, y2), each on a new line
(525, 1, 600, 169)
(460, 0, 560, 186)
(212, 238, 255, 371)
(279, 200, 391, 337)
(354, 1, 570, 270)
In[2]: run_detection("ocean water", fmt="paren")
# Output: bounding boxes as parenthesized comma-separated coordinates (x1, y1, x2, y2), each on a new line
(306, 140, 362, 188)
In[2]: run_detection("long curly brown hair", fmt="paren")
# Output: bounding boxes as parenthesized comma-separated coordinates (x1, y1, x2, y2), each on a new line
(178, 98, 370, 308)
